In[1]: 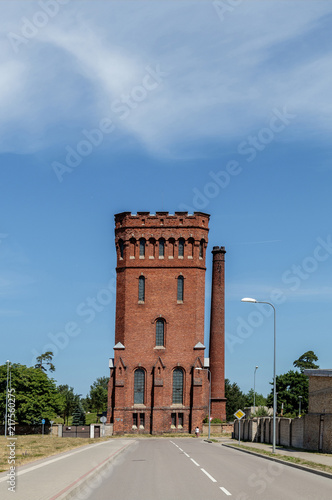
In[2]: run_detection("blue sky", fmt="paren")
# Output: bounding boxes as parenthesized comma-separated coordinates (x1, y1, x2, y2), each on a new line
(1, 0, 332, 400)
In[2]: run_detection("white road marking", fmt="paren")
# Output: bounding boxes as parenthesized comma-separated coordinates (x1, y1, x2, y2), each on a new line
(184, 452, 190, 457)
(220, 486, 232, 495)
(190, 458, 200, 466)
(178, 447, 183, 452)
(201, 468, 217, 482)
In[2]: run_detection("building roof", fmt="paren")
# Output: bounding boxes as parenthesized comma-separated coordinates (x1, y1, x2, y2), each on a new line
(304, 369, 332, 377)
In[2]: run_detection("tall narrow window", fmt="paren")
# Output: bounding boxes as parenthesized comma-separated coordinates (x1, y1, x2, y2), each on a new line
(188, 238, 194, 258)
(172, 368, 184, 404)
(138, 276, 145, 302)
(169, 238, 175, 258)
(199, 239, 204, 259)
(134, 369, 145, 404)
(119, 239, 124, 259)
(159, 238, 165, 257)
(177, 276, 184, 302)
(139, 238, 146, 257)
(178, 238, 185, 258)
(156, 319, 164, 346)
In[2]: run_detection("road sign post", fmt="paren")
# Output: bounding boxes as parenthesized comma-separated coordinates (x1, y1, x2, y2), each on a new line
(234, 409, 245, 445)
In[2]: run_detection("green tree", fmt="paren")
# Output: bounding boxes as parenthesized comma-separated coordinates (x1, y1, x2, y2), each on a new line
(245, 388, 267, 407)
(0, 363, 62, 424)
(35, 351, 55, 373)
(86, 376, 108, 413)
(57, 385, 81, 424)
(225, 379, 247, 421)
(293, 350, 319, 373)
(72, 403, 86, 425)
(266, 370, 309, 416)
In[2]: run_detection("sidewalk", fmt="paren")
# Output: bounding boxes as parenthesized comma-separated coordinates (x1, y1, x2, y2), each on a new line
(0, 438, 136, 500)
(220, 438, 332, 476)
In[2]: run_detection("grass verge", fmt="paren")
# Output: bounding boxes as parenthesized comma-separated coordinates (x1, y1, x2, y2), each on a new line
(0, 435, 111, 473)
(228, 444, 332, 475)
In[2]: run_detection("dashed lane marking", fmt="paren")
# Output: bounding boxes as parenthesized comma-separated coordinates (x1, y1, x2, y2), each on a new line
(201, 468, 217, 482)
(191, 458, 200, 467)
(220, 486, 232, 496)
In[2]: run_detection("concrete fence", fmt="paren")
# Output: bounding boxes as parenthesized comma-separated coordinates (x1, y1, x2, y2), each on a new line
(202, 423, 233, 436)
(233, 417, 304, 449)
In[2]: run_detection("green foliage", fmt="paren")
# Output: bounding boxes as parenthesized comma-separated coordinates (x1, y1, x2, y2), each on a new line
(225, 379, 247, 421)
(34, 351, 55, 373)
(72, 403, 86, 425)
(57, 385, 81, 424)
(266, 370, 308, 415)
(293, 350, 319, 373)
(245, 388, 267, 407)
(252, 407, 269, 417)
(85, 376, 108, 413)
(0, 363, 62, 424)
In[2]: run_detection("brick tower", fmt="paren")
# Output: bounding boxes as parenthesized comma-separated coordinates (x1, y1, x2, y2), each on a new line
(107, 211, 211, 434)
(209, 246, 227, 420)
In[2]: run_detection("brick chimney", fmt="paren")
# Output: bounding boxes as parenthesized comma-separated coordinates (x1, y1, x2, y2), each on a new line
(209, 246, 226, 420)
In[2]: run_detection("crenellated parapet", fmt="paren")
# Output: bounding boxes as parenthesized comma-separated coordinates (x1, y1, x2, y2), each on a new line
(114, 212, 209, 268)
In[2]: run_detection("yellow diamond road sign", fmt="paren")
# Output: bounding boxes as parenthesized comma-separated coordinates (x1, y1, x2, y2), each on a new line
(234, 409, 245, 420)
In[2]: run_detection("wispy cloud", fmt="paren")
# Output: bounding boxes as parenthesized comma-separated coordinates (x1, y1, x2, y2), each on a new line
(1, 1, 332, 156)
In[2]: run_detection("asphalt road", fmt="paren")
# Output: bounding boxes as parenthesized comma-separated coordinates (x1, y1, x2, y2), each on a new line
(83, 438, 332, 500)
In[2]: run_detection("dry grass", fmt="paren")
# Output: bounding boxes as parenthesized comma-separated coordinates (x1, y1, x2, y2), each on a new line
(0, 435, 111, 472)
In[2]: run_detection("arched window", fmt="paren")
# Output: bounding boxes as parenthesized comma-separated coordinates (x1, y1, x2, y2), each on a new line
(159, 238, 165, 258)
(130, 238, 136, 258)
(156, 319, 165, 346)
(177, 276, 184, 302)
(188, 238, 194, 258)
(178, 238, 185, 258)
(172, 368, 184, 404)
(139, 238, 146, 257)
(134, 368, 145, 404)
(168, 238, 175, 258)
(199, 239, 205, 259)
(138, 276, 145, 302)
(118, 239, 124, 259)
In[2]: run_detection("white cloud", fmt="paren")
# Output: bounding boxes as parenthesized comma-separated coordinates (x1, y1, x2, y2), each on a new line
(1, 1, 332, 155)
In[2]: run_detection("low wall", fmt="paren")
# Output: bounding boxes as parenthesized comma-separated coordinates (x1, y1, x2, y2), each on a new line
(202, 423, 233, 435)
(233, 417, 304, 448)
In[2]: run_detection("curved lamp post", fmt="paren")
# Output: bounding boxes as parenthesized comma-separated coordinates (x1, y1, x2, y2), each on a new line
(242, 298, 276, 453)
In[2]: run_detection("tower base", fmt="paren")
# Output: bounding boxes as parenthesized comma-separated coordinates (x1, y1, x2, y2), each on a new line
(211, 398, 227, 421)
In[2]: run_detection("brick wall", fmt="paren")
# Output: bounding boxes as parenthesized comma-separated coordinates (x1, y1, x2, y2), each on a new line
(108, 212, 216, 435)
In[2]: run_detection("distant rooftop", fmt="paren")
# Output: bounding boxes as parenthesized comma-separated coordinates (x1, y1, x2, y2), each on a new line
(304, 369, 332, 377)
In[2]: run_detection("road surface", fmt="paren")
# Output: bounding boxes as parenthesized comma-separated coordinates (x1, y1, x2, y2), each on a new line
(82, 438, 332, 500)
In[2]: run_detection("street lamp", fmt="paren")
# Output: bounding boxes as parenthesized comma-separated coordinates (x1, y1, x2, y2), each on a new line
(298, 396, 302, 417)
(242, 298, 277, 453)
(195, 367, 211, 439)
(5, 360, 10, 438)
(254, 366, 258, 410)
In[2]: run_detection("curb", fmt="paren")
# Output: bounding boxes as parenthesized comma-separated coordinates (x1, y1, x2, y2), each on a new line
(222, 444, 332, 480)
(54, 441, 135, 500)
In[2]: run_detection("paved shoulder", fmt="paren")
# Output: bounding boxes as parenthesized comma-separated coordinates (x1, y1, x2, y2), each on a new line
(0, 438, 136, 500)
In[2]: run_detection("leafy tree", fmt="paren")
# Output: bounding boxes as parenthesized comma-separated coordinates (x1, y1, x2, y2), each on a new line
(85, 376, 108, 413)
(225, 379, 247, 421)
(35, 351, 55, 373)
(57, 385, 81, 424)
(245, 388, 267, 407)
(72, 403, 86, 425)
(0, 363, 62, 424)
(293, 351, 319, 373)
(266, 370, 308, 416)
